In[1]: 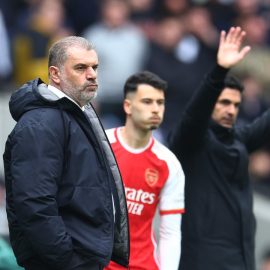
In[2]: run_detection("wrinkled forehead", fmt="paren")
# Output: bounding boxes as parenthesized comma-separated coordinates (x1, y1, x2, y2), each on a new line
(65, 47, 98, 64)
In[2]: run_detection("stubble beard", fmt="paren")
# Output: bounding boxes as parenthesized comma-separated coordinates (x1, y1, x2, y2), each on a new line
(80, 88, 98, 104)
(149, 124, 159, 131)
(61, 78, 98, 106)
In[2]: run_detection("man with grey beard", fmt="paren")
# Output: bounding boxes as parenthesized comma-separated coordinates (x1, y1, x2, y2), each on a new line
(3, 36, 129, 270)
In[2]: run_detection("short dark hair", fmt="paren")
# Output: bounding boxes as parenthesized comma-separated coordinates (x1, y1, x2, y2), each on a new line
(224, 75, 244, 93)
(124, 71, 167, 98)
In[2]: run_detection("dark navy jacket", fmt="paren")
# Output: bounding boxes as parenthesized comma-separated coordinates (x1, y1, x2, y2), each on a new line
(169, 65, 270, 270)
(3, 79, 129, 269)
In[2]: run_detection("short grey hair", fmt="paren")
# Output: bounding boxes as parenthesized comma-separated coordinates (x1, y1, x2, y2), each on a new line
(48, 36, 94, 68)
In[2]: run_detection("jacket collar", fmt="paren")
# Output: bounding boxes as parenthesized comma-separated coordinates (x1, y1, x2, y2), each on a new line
(210, 120, 235, 144)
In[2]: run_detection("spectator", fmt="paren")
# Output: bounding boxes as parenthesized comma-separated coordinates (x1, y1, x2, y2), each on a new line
(145, 14, 216, 141)
(12, 0, 73, 85)
(232, 14, 270, 89)
(236, 75, 270, 195)
(64, 0, 100, 35)
(156, 0, 190, 18)
(0, 9, 12, 83)
(237, 75, 270, 125)
(128, 0, 157, 39)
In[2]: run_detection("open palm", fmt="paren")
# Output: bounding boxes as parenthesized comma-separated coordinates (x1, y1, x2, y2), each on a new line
(217, 26, 251, 68)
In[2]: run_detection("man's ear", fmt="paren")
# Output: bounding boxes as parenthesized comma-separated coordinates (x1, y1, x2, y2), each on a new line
(123, 99, 131, 115)
(48, 66, 61, 84)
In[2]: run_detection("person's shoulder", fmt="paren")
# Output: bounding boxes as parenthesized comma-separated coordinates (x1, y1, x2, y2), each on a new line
(21, 107, 61, 122)
(152, 138, 177, 157)
(15, 107, 65, 135)
(105, 127, 117, 143)
(8, 108, 66, 146)
(152, 138, 182, 168)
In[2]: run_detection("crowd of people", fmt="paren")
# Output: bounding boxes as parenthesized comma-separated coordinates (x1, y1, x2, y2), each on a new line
(1, 0, 270, 270)
(0, 1, 270, 121)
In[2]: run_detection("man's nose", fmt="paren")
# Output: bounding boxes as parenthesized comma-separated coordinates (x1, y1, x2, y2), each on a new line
(227, 104, 237, 115)
(86, 67, 97, 79)
(152, 102, 160, 112)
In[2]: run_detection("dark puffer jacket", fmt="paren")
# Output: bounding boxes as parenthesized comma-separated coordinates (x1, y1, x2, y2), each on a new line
(3, 79, 129, 269)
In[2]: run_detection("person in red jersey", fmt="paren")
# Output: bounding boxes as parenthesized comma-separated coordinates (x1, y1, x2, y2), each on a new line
(105, 71, 185, 270)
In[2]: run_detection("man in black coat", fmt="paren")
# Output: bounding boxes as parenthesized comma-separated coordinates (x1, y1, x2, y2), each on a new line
(169, 26, 269, 270)
(3, 36, 129, 270)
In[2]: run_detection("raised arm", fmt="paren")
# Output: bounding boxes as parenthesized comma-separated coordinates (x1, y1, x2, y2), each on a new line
(169, 27, 250, 156)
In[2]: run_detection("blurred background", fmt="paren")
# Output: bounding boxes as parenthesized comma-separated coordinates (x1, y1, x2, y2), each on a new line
(1, 0, 270, 269)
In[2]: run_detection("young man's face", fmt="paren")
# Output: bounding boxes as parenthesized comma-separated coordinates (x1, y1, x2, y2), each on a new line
(58, 46, 99, 107)
(125, 84, 165, 131)
(211, 88, 242, 128)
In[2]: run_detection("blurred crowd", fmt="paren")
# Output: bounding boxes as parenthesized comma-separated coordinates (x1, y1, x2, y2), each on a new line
(1, 0, 270, 267)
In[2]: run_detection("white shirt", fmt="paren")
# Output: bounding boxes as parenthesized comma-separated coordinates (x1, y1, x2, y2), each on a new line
(48, 85, 85, 111)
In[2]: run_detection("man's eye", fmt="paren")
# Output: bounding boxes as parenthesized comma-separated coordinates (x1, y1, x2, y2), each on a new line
(75, 65, 86, 71)
(142, 100, 151, 104)
(220, 100, 230, 105)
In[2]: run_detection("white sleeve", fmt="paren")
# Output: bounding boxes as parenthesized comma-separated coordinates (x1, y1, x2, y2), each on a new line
(159, 159, 185, 214)
(151, 141, 185, 269)
(158, 214, 182, 270)
(157, 157, 184, 269)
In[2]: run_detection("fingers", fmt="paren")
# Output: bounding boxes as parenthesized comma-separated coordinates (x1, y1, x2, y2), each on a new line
(224, 26, 246, 47)
(225, 27, 236, 44)
(235, 30, 247, 49)
(219, 30, 226, 47)
(230, 27, 240, 44)
(239, 46, 251, 60)
(217, 26, 251, 68)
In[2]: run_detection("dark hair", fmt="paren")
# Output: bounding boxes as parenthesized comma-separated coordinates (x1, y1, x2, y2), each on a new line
(224, 75, 244, 93)
(124, 71, 167, 97)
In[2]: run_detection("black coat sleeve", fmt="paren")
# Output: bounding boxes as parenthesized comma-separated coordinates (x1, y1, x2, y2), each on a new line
(169, 65, 229, 157)
(236, 108, 270, 153)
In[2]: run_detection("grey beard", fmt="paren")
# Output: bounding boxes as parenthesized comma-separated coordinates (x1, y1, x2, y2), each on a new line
(84, 91, 98, 104)
(90, 91, 98, 101)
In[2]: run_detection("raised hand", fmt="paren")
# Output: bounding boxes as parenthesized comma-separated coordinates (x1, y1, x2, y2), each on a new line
(217, 26, 251, 68)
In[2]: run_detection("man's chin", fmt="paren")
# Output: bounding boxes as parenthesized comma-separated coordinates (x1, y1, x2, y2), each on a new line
(91, 91, 98, 100)
(150, 125, 159, 130)
(87, 92, 98, 102)
(221, 122, 233, 129)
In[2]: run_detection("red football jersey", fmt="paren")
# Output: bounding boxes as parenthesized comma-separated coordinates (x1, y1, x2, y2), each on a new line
(105, 128, 185, 270)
